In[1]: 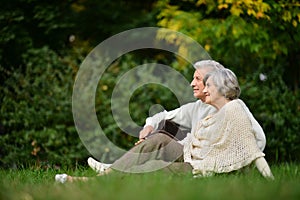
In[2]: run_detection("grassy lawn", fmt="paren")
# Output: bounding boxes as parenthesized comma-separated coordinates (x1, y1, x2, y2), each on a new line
(0, 163, 299, 200)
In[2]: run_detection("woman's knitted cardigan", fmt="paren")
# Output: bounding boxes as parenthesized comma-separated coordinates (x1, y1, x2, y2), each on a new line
(183, 99, 265, 176)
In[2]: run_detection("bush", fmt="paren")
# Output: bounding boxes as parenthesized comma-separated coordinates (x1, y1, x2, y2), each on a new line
(241, 66, 300, 163)
(0, 46, 88, 168)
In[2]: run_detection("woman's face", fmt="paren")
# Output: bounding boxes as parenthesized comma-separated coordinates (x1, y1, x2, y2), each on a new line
(203, 76, 223, 107)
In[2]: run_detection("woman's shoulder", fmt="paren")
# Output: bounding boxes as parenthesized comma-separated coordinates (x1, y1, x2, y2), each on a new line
(224, 99, 248, 115)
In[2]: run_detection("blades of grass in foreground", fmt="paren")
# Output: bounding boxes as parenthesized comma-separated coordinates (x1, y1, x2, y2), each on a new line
(0, 163, 299, 200)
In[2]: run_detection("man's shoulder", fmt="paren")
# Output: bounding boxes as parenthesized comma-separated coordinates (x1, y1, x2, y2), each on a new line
(184, 100, 215, 112)
(181, 100, 206, 108)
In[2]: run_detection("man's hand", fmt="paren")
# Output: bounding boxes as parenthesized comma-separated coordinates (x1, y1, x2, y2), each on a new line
(135, 125, 154, 145)
(139, 125, 154, 139)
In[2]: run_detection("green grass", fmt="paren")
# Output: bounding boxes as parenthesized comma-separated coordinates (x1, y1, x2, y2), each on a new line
(0, 163, 299, 200)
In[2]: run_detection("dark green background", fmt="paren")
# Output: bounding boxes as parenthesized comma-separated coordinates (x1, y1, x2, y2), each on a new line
(0, 0, 299, 168)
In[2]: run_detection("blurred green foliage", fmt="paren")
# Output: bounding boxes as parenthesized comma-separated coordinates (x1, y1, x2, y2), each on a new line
(0, 0, 299, 168)
(155, 0, 300, 163)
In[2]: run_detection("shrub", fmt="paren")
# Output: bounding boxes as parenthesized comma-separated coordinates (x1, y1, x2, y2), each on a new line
(241, 66, 300, 163)
(0, 47, 88, 168)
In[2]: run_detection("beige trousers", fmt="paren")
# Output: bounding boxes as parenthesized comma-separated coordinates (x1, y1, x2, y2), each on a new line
(110, 133, 192, 174)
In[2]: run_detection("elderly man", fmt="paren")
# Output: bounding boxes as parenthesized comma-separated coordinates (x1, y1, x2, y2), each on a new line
(55, 60, 267, 183)
(87, 60, 266, 174)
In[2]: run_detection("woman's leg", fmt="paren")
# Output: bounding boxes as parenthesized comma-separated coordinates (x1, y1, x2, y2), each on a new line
(55, 174, 89, 183)
(255, 157, 274, 180)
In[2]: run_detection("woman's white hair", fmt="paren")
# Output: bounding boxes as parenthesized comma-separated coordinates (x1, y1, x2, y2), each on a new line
(203, 68, 241, 100)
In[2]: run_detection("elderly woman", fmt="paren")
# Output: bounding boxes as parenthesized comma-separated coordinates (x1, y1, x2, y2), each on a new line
(183, 68, 274, 179)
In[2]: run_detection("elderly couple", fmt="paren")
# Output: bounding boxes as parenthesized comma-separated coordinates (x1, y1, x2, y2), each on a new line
(56, 60, 274, 183)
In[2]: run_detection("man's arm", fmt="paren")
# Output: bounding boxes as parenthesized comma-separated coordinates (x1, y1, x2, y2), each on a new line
(138, 102, 197, 140)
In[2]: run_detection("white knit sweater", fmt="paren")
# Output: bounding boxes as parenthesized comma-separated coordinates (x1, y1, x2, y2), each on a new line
(183, 99, 265, 176)
(144, 100, 266, 151)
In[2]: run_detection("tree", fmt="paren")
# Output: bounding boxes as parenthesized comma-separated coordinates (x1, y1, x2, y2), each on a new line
(0, 0, 160, 167)
(156, 0, 300, 90)
(155, 0, 300, 162)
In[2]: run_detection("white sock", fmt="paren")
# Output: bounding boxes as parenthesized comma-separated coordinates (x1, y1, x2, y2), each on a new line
(55, 174, 68, 183)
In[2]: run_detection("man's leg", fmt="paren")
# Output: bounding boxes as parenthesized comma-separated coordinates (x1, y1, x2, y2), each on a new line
(110, 133, 184, 173)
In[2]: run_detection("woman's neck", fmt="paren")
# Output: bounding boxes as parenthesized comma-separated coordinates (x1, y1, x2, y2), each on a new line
(214, 98, 232, 110)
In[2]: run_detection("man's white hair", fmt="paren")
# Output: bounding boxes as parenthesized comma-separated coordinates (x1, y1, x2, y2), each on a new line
(193, 60, 224, 71)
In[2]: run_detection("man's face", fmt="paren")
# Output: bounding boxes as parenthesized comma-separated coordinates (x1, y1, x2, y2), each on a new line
(190, 69, 207, 101)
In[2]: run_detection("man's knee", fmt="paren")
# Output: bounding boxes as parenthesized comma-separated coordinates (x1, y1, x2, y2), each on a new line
(135, 133, 171, 151)
(145, 133, 174, 146)
(140, 133, 182, 154)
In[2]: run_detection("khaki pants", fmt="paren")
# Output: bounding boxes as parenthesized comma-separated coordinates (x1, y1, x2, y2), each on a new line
(111, 133, 192, 174)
